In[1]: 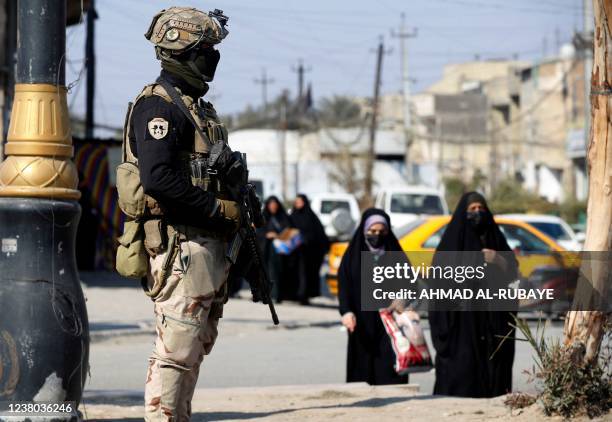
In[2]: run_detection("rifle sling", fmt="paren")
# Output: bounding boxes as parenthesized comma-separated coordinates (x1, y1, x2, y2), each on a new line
(156, 77, 210, 151)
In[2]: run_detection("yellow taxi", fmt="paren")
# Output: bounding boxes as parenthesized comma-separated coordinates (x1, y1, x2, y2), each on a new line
(326, 215, 571, 296)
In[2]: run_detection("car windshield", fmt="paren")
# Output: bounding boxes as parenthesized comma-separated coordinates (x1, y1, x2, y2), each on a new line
(390, 194, 444, 215)
(499, 224, 551, 253)
(529, 222, 572, 241)
(320, 200, 350, 214)
(394, 218, 427, 239)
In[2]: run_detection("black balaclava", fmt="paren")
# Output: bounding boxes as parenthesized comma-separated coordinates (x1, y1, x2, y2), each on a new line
(160, 44, 220, 95)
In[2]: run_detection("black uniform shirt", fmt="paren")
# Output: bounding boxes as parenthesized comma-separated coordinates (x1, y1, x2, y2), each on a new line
(129, 70, 216, 226)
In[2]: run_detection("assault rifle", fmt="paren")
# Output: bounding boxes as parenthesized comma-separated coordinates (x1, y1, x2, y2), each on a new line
(208, 141, 280, 325)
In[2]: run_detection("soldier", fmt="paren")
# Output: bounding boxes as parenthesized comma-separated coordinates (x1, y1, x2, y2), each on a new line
(120, 7, 238, 421)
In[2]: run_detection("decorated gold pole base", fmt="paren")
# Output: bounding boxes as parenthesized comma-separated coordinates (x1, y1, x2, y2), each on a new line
(0, 84, 80, 199)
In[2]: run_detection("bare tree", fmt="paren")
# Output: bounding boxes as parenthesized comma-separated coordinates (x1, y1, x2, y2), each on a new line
(563, 0, 612, 363)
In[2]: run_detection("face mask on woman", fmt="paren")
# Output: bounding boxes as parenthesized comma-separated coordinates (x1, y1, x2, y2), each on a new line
(366, 233, 386, 249)
(466, 210, 486, 230)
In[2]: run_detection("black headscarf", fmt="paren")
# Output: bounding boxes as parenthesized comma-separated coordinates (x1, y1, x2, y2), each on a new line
(437, 192, 512, 252)
(262, 196, 292, 234)
(291, 194, 329, 249)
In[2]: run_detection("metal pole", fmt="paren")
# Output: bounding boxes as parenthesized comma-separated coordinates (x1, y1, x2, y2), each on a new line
(2, 0, 17, 148)
(85, 0, 96, 139)
(0, 0, 88, 413)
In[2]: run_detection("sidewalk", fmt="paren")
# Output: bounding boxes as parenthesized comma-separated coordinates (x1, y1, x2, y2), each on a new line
(80, 383, 576, 421)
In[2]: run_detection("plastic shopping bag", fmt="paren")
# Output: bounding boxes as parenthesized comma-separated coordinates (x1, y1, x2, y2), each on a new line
(273, 228, 303, 255)
(379, 309, 433, 375)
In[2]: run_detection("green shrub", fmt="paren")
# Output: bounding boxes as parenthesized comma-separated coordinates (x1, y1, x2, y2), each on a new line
(508, 318, 612, 418)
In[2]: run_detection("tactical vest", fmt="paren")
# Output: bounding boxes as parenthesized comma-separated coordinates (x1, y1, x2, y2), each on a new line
(117, 82, 229, 219)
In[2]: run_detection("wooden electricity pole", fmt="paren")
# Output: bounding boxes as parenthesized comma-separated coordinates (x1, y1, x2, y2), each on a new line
(364, 37, 386, 206)
(254, 68, 275, 112)
(563, 0, 612, 363)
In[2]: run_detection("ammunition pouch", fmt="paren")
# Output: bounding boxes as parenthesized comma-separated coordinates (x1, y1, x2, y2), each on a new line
(116, 220, 148, 279)
(116, 162, 146, 219)
(143, 219, 168, 256)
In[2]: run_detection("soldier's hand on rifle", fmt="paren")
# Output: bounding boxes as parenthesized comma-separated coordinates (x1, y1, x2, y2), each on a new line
(214, 199, 241, 231)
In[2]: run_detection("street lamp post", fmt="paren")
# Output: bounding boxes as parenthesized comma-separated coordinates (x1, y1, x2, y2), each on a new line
(0, 0, 89, 410)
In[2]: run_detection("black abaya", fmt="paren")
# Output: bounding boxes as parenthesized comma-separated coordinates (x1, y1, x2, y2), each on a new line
(338, 208, 408, 385)
(291, 194, 330, 299)
(428, 192, 518, 398)
(259, 196, 293, 302)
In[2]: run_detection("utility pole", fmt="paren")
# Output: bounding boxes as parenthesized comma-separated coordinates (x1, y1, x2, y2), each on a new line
(365, 36, 390, 206)
(563, 0, 611, 365)
(2, 0, 17, 151)
(254, 68, 274, 111)
(292, 59, 312, 99)
(85, 0, 96, 139)
(279, 100, 288, 201)
(0, 0, 89, 409)
(391, 13, 417, 182)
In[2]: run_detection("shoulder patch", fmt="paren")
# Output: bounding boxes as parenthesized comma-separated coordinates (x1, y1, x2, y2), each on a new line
(148, 117, 169, 140)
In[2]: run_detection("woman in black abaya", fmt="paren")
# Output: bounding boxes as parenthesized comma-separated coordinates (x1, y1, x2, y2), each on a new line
(429, 192, 518, 397)
(291, 194, 330, 303)
(259, 196, 293, 302)
(338, 208, 408, 385)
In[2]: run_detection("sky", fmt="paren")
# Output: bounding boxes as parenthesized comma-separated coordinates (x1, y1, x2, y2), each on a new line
(64, 0, 585, 136)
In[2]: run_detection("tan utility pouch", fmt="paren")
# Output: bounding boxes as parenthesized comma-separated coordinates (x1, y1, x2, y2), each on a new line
(143, 219, 167, 256)
(116, 220, 148, 278)
(116, 161, 146, 219)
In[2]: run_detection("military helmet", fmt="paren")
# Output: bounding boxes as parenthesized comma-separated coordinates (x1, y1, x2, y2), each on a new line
(145, 7, 228, 54)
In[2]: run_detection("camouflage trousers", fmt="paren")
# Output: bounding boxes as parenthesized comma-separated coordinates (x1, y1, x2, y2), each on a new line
(144, 234, 230, 422)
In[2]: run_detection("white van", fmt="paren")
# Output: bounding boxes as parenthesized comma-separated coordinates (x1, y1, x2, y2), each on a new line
(309, 193, 361, 241)
(500, 214, 583, 251)
(375, 186, 449, 229)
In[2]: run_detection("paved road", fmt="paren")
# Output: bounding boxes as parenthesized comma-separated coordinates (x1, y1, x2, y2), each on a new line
(83, 285, 563, 397)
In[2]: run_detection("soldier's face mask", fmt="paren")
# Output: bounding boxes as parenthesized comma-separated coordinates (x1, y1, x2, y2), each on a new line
(193, 46, 220, 82)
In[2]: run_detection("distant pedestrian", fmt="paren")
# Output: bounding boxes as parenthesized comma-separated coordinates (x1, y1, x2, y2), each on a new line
(259, 196, 293, 302)
(290, 194, 330, 305)
(429, 192, 519, 397)
(338, 209, 408, 385)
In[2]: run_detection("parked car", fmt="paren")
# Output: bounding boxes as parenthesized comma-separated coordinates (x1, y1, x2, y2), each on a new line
(325, 215, 576, 296)
(309, 193, 360, 241)
(374, 186, 449, 230)
(500, 214, 583, 251)
(520, 266, 579, 316)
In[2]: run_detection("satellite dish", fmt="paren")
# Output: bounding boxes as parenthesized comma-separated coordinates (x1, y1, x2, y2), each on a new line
(331, 208, 355, 236)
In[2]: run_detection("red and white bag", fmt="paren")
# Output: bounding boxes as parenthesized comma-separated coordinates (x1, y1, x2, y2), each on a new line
(379, 309, 433, 375)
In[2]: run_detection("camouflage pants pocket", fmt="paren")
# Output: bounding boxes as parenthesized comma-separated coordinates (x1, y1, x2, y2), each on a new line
(154, 312, 203, 368)
(180, 236, 230, 298)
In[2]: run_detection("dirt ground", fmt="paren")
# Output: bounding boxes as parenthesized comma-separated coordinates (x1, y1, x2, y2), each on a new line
(80, 383, 611, 421)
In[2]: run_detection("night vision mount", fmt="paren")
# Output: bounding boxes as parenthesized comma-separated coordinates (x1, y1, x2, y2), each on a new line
(209, 9, 229, 28)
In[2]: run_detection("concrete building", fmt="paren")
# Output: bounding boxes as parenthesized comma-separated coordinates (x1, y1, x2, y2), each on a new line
(228, 128, 410, 202)
(405, 60, 528, 194)
(404, 52, 586, 203)
(517, 45, 588, 202)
